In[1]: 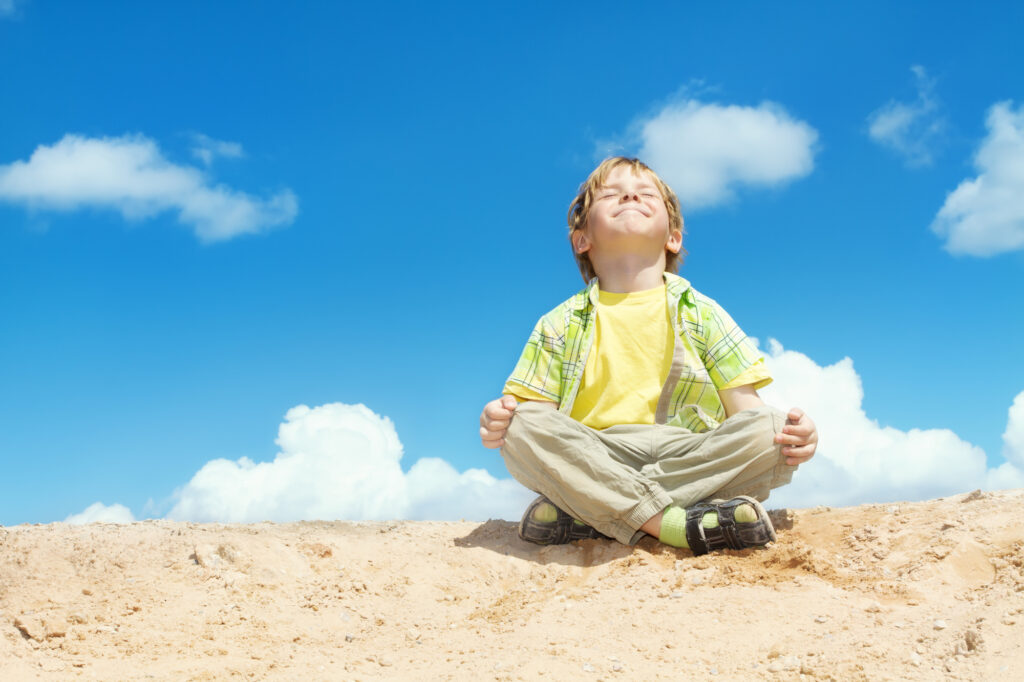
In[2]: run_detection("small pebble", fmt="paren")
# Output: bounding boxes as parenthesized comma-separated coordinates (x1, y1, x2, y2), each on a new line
(582, 662, 595, 673)
(814, 616, 828, 623)
(909, 652, 922, 667)
(933, 620, 947, 631)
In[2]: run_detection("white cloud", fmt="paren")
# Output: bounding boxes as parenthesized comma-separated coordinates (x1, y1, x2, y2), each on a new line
(64, 502, 136, 525)
(625, 98, 818, 210)
(760, 340, 1024, 508)
(867, 65, 945, 167)
(931, 102, 1024, 256)
(1003, 390, 1024, 468)
(0, 133, 298, 242)
(166, 402, 534, 523)
(190, 133, 245, 166)
(64, 358, 1024, 524)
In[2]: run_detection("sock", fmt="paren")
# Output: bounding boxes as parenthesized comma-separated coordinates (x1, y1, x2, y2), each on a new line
(531, 501, 591, 527)
(531, 501, 559, 524)
(657, 503, 758, 548)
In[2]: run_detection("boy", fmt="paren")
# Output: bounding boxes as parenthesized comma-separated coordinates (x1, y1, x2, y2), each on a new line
(479, 157, 817, 555)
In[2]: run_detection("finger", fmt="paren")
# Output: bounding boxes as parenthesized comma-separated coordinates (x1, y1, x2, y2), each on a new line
(481, 437, 504, 449)
(501, 395, 519, 410)
(483, 417, 511, 431)
(480, 426, 507, 443)
(786, 407, 805, 423)
(780, 423, 813, 438)
(483, 404, 513, 422)
(774, 432, 808, 446)
(484, 400, 512, 417)
(783, 444, 815, 465)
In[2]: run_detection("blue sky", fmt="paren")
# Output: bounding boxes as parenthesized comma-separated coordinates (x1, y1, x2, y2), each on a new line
(2, 1, 1023, 525)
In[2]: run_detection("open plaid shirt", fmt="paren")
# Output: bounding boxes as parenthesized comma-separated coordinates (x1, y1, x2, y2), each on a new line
(504, 273, 767, 433)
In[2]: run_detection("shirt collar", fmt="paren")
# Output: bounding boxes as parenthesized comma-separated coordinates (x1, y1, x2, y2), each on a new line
(576, 272, 693, 311)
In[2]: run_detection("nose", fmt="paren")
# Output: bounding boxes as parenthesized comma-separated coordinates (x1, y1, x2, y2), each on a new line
(620, 189, 640, 202)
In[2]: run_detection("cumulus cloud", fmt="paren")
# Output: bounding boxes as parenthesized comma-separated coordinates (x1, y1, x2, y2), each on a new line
(0, 133, 298, 242)
(64, 502, 136, 525)
(621, 98, 818, 210)
(760, 340, 1024, 508)
(931, 102, 1024, 256)
(65, 360, 1024, 523)
(190, 133, 244, 166)
(867, 65, 945, 167)
(166, 402, 534, 523)
(1003, 390, 1024, 468)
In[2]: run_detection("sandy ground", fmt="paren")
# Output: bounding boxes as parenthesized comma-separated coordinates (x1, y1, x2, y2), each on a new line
(2, 489, 1023, 681)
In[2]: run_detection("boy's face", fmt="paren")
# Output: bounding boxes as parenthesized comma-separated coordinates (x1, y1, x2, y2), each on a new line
(573, 165, 681, 261)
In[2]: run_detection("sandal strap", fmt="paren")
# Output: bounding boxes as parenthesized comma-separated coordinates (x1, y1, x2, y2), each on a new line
(685, 503, 713, 555)
(713, 500, 744, 550)
(684, 497, 774, 556)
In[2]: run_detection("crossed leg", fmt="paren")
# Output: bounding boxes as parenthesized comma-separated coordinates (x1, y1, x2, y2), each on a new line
(500, 401, 797, 545)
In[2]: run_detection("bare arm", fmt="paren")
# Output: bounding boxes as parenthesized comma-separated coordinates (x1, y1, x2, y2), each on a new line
(717, 384, 765, 417)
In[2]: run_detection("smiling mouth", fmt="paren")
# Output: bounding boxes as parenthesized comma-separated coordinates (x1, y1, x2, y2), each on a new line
(617, 207, 649, 216)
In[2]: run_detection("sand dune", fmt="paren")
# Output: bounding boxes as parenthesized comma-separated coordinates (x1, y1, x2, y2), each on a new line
(3, 489, 1023, 680)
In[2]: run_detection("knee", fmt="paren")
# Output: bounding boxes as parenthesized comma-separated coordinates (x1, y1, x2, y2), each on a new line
(759, 405, 787, 452)
(498, 402, 565, 489)
(727, 405, 785, 455)
(504, 401, 553, 436)
(501, 401, 554, 457)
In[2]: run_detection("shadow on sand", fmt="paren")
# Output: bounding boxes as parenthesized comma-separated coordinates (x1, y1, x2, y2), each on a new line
(455, 506, 796, 567)
(453, 520, 637, 567)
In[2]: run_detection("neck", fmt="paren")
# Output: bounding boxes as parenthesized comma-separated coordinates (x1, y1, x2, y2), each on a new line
(592, 253, 667, 293)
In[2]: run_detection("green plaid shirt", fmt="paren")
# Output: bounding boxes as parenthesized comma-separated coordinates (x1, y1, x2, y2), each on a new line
(504, 273, 766, 432)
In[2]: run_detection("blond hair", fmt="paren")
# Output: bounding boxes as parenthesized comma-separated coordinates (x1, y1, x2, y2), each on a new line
(566, 157, 685, 282)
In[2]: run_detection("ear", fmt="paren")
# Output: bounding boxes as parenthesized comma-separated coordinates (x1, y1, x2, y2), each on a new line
(572, 228, 592, 254)
(665, 228, 682, 254)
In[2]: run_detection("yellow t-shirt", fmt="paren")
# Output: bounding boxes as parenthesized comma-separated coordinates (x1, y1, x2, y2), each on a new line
(505, 284, 771, 428)
(569, 285, 674, 429)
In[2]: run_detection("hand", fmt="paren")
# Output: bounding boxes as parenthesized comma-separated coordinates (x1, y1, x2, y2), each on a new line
(479, 395, 518, 449)
(774, 407, 818, 465)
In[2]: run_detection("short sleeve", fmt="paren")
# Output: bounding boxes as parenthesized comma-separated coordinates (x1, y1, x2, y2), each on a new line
(694, 297, 764, 390)
(719, 359, 773, 391)
(502, 315, 565, 403)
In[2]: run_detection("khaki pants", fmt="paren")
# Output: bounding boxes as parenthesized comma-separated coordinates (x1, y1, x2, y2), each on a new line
(500, 402, 798, 545)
